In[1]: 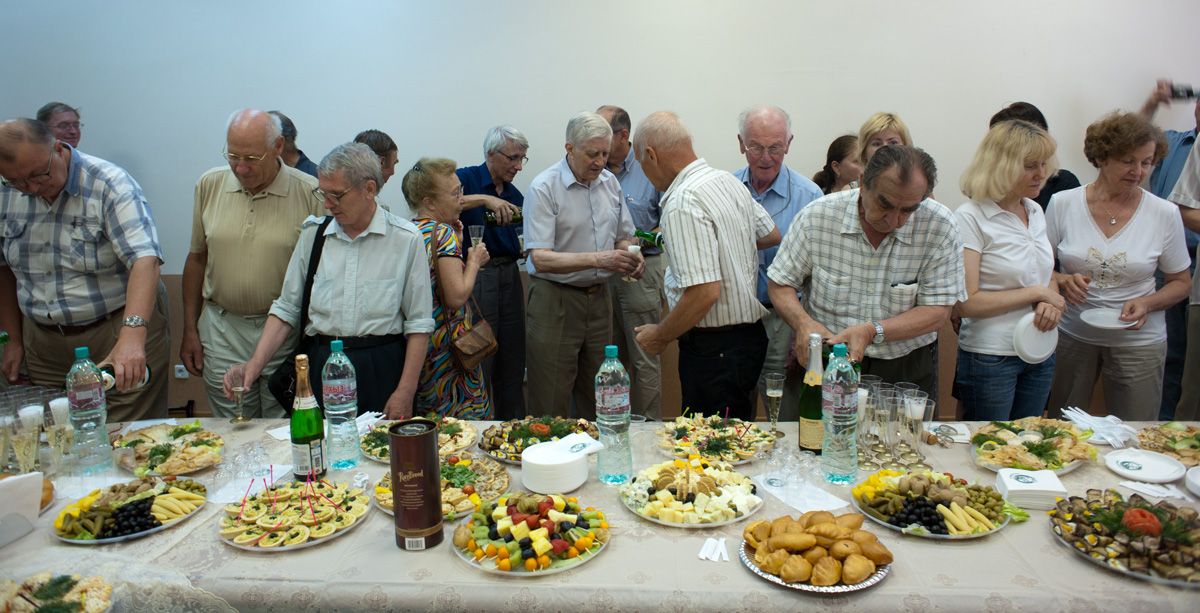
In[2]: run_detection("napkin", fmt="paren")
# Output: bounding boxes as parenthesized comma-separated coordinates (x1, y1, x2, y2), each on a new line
(995, 468, 1066, 510)
(116, 418, 177, 437)
(1119, 481, 1193, 501)
(209, 465, 294, 504)
(752, 472, 849, 513)
(525, 432, 604, 461)
(0, 472, 42, 548)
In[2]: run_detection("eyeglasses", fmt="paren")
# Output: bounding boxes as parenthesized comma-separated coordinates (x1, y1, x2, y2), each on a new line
(745, 146, 787, 158)
(51, 122, 83, 131)
(313, 184, 358, 206)
(1, 146, 55, 189)
(494, 151, 529, 165)
(221, 145, 273, 164)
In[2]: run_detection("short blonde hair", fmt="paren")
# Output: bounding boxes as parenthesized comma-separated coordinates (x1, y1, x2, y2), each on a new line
(959, 120, 1059, 203)
(401, 157, 457, 211)
(858, 112, 913, 167)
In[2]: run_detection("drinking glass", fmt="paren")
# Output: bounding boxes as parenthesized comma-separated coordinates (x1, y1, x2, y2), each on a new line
(858, 375, 882, 444)
(877, 392, 907, 471)
(14, 404, 43, 474)
(45, 398, 74, 477)
(228, 369, 251, 424)
(0, 414, 13, 473)
(908, 400, 937, 471)
(869, 383, 892, 452)
(765, 445, 787, 487)
(892, 383, 919, 453)
(763, 373, 785, 437)
(873, 390, 898, 459)
(468, 225, 484, 248)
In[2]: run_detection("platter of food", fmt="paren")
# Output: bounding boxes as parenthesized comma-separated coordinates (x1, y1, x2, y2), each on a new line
(739, 511, 892, 593)
(618, 457, 763, 527)
(480, 416, 599, 464)
(1048, 489, 1200, 587)
(54, 477, 208, 544)
(0, 571, 113, 612)
(373, 452, 510, 519)
(218, 480, 371, 551)
(970, 417, 1097, 474)
(360, 415, 479, 464)
(451, 491, 609, 575)
(851, 470, 1025, 539)
(112, 420, 223, 476)
(1136, 422, 1200, 468)
(656, 413, 774, 465)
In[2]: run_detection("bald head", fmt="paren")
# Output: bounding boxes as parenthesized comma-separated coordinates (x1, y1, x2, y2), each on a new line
(632, 111, 697, 191)
(224, 109, 284, 195)
(0, 118, 55, 164)
(738, 105, 791, 141)
(226, 109, 283, 151)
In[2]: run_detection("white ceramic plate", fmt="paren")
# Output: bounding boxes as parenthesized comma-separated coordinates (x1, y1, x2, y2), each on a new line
(1013, 312, 1057, 363)
(1080, 308, 1136, 330)
(1186, 466, 1200, 497)
(1104, 448, 1186, 484)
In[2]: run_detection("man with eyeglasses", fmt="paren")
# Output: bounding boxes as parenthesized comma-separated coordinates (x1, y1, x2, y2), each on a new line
(455, 125, 528, 420)
(0, 118, 169, 421)
(182, 109, 323, 418)
(36, 102, 82, 149)
(597, 105, 665, 421)
(732, 106, 823, 422)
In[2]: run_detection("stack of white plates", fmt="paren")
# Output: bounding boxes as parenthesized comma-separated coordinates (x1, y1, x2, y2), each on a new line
(521, 433, 601, 494)
(996, 468, 1067, 511)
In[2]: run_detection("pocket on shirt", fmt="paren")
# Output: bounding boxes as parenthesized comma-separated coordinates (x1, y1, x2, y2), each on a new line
(363, 279, 401, 313)
(886, 282, 919, 317)
(1, 220, 25, 265)
(68, 218, 106, 272)
(308, 276, 335, 324)
(810, 266, 852, 315)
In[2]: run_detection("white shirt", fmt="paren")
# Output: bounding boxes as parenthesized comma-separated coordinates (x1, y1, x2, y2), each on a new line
(661, 158, 775, 328)
(955, 198, 1054, 355)
(269, 208, 435, 337)
(1168, 143, 1200, 305)
(1046, 186, 1190, 347)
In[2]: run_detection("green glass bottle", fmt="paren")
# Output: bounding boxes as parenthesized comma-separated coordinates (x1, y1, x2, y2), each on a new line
(290, 355, 327, 480)
(483, 210, 523, 227)
(797, 333, 824, 455)
(635, 229, 665, 250)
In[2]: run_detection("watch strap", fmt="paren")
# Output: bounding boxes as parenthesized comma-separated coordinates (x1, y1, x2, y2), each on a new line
(122, 315, 147, 329)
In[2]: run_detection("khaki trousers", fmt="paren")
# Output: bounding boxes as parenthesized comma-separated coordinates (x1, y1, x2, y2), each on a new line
(199, 306, 298, 418)
(1174, 305, 1200, 421)
(1047, 332, 1166, 421)
(526, 277, 612, 421)
(609, 253, 666, 420)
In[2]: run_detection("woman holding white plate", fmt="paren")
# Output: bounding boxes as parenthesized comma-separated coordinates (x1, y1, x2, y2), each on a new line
(1046, 112, 1191, 420)
(953, 120, 1065, 421)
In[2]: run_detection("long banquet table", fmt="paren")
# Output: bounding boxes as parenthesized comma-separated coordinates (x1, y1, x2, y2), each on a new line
(4, 419, 1199, 612)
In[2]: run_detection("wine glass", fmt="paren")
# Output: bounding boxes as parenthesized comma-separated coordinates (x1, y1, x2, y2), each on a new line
(468, 225, 484, 248)
(892, 383, 919, 453)
(228, 369, 251, 424)
(858, 375, 882, 444)
(908, 400, 937, 471)
(900, 391, 928, 462)
(763, 373, 785, 437)
(869, 383, 892, 453)
(877, 392, 907, 471)
(45, 398, 74, 477)
(13, 404, 43, 474)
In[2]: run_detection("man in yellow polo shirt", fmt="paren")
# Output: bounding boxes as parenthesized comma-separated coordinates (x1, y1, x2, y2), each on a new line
(181, 109, 324, 417)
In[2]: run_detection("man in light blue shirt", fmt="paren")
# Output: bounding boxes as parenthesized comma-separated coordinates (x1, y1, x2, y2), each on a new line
(732, 106, 823, 421)
(599, 105, 665, 420)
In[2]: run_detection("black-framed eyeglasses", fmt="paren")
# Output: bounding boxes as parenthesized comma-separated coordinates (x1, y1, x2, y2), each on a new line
(313, 184, 358, 206)
(0, 146, 55, 189)
(221, 145, 273, 164)
(495, 151, 529, 164)
(51, 122, 83, 131)
(745, 146, 786, 158)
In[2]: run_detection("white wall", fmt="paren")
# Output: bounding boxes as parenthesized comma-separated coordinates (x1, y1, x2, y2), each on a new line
(2, 0, 1198, 274)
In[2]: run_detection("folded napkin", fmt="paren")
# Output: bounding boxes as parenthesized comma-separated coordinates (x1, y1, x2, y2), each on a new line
(1119, 480, 1193, 501)
(116, 418, 177, 437)
(995, 468, 1067, 510)
(752, 472, 849, 513)
(0, 472, 42, 548)
(209, 465, 294, 504)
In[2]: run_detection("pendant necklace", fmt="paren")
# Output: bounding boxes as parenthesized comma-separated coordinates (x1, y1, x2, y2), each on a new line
(1092, 184, 1134, 225)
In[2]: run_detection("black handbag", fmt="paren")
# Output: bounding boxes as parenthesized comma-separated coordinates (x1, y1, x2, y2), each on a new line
(268, 217, 333, 413)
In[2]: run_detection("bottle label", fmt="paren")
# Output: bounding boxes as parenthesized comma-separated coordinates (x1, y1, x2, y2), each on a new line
(596, 386, 630, 413)
(799, 417, 823, 450)
(322, 381, 357, 397)
(292, 439, 326, 475)
(803, 370, 822, 387)
(293, 394, 319, 412)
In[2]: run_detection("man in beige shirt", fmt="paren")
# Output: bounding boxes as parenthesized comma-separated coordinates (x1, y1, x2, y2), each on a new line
(182, 109, 324, 417)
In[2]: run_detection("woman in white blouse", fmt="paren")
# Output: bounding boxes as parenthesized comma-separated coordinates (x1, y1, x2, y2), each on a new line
(954, 121, 1065, 421)
(1046, 112, 1191, 420)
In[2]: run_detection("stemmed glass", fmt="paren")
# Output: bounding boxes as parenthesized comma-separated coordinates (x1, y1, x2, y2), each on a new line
(763, 373, 785, 437)
(892, 383, 919, 453)
(907, 400, 937, 472)
(0, 415, 12, 473)
(877, 392, 907, 471)
(900, 391, 928, 462)
(856, 385, 880, 471)
(13, 404, 43, 474)
(45, 398, 74, 477)
(869, 383, 893, 453)
(228, 369, 251, 424)
(468, 225, 484, 248)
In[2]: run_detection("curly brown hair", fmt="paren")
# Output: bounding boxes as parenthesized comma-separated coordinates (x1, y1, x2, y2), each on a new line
(1083, 111, 1168, 168)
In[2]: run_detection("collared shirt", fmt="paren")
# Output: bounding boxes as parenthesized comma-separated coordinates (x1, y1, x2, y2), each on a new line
(732, 164, 823, 303)
(662, 158, 775, 328)
(0, 145, 162, 326)
(457, 162, 523, 258)
(1151, 128, 1199, 252)
(268, 207, 435, 337)
(612, 149, 663, 255)
(293, 150, 318, 178)
(190, 163, 324, 315)
(767, 189, 966, 360)
(524, 156, 635, 286)
(1167, 142, 1200, 304)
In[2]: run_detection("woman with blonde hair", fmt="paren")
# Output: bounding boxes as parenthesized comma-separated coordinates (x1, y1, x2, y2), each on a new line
(858, 112, 913, 169)
(953, 120, 1065, 420)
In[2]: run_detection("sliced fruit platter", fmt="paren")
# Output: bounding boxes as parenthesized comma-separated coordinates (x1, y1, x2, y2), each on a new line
(618, 456, 763, 526)
(851, 470, 1027, 538)
(1, 571, 113, 612)
(740, 511, 893, 592)
(1137, 422, 1200, 467)
(374, 451, 510, 518)
(1049, 488, 1200, 586)
(971, 417, 1097, 474)
(451, 491, 610, 574)
(360, 415, 478, 463)
(480, 416, 598, 464)
(112, 419, 223, 476)
(656, 413, 774, 464)
(217, 480, 370, 550)
(54, 477, 208, 544)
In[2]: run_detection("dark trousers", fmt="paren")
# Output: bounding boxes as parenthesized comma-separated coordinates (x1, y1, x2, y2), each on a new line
(678, 321, 768, 422)
(306, 337, 408, 416)
(473, 260, 527, 420)
(861, 343, 937, 398)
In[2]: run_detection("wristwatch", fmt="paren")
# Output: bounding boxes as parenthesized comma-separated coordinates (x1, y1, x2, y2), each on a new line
(871, 322, 885, 344)
(122, 315, 147, 329)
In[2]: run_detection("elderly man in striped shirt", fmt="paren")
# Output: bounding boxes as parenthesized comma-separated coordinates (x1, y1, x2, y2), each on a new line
(633, 111, 780, 421)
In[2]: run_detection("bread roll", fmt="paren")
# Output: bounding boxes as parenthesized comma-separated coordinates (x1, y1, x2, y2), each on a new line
(779, 555, 813, 584)
(810, 556, 842, 586)
(766, 532, 817, 553)
(842, 553, 876, 584)
(860, 541, 894, 565)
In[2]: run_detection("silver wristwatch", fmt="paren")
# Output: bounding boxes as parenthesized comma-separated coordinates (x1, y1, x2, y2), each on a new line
(871, 321, 885, 344)
(122, 315, 147, 329)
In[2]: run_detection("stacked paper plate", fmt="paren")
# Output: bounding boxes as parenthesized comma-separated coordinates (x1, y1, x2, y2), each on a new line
(521, 433, 601, 494)
(995, 468, 1067, 510)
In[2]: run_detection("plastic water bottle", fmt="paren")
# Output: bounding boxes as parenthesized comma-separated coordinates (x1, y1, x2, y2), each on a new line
(321, 340, 359, 470)
(821, 344, 858, 484)
(65, 346, 111, 474)
(595, 345, 632, 484)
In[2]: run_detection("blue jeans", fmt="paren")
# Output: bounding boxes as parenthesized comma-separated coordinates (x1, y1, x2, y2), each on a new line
(955, 349, 1055, 422)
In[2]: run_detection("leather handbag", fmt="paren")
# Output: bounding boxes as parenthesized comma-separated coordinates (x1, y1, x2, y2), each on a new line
(450, 296, 498, 371)
(268, 217, 333, 413)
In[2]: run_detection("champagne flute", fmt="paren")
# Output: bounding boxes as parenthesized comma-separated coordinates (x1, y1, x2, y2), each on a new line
(858, 375, 882, 445)
(900, 391, 927, 462)
(869, 382, 892, 453)
(13, 405, 43, 474)
(856, 387, 879, 471)
(468, 225, 484, 249)
(763, 373, 785, 437)
(0, 415, 12, 473)
(908, 400, 937, 471)
(46, 398, 74, 476)
(228, 369, 251, 424)
(892, 383, 919, 453)
(877, 392, 906, 471)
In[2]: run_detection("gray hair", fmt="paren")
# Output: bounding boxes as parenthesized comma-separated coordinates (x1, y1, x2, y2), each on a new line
(861, 145, 937, 195)
(631, 111, 692, 158)
(0, 118, 55, 164)
(483, 125, 529, 156)
(36, 102, 80, 123)
(597, 105, 631, 134)
(225, 109, 283, 150)
(738, 105, 791, 141)
(268, 111, 298, 143)
(566, 112, 612, 146)
(319, 142, 383, 189)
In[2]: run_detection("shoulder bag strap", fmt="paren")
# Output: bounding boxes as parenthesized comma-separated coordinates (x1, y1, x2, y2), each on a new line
(300, 217, 334, 336)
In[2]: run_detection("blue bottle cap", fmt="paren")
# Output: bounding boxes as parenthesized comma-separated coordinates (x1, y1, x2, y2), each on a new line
(331, 340, 343, 352)
(832, 343, 847, 357)
(75, 346, 89, 359)
(605, 345, 618, 358)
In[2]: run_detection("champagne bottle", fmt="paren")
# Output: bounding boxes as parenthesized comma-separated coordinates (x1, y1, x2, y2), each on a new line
(635, 229, 665, 250)
(797, 333, 824, 455)
(290, 355, 327, 480)
(483, 209, 523, 227)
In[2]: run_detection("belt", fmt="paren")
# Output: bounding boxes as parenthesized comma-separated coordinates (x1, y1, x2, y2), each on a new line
(761, 301, 773, 310)
(314, 333, 404, 350)
(549, 279, 606, 294)
(482, 255, 516, 268)
(36, 307, 124, 336)
(694, 321, 759, 333)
